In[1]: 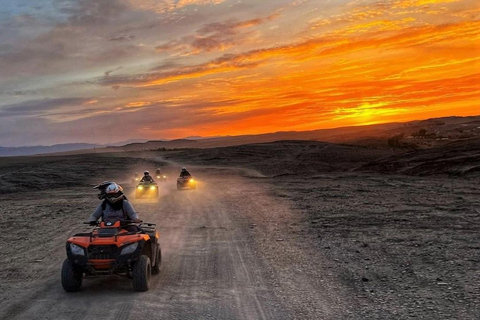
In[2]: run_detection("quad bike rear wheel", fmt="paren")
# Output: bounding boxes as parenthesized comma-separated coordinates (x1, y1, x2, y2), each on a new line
(132, 255, 151, 291)
(152, 246, 162, 275)
(61, 259, 83, 292)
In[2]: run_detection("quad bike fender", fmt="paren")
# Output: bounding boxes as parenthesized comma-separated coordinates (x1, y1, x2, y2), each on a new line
(66, 233, 152, 268)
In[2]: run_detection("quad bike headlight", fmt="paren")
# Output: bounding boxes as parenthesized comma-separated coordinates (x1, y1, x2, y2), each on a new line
(150, 185, 157, 190)
(120, 242, 139, 255)
(137, 186, 143, 190)
(189, 179, 194, 183)
(156, 176, 160, 178)
(70, 243, 85, 256)
(163, 176, 166, 178)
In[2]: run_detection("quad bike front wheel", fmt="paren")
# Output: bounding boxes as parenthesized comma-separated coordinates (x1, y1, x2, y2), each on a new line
(61, 259, 83, 292)
(132, 255, 151, 291)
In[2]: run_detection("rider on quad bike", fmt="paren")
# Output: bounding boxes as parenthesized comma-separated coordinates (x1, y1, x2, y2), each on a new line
(140, 171, 154, 183)
(179, 167, 191, 178)
(154, 168, 167, 182)
(61, 182, 161, 292)
(177, 167, 196, 190)
(89, 182, 139, 225)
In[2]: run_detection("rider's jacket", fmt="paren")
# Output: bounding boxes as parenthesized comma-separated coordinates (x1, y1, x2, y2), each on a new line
(88, 199, 139, 223)
(140, 176, 154, 182)
(180, 170, 191, 178)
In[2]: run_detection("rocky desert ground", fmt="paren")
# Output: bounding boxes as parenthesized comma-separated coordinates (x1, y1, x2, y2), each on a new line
(0, 139, 479, 319)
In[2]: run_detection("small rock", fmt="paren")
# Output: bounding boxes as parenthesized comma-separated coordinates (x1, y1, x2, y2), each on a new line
(362, 277, 369, 282)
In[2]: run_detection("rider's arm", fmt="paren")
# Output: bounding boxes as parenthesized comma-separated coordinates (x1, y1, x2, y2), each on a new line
(123, 201, 139, 221)
(88, 204, 103, 222)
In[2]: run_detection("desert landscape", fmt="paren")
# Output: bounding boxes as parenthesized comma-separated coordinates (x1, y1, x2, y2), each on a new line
(2, 0, 479, 318)
(1, 128, 479, 319)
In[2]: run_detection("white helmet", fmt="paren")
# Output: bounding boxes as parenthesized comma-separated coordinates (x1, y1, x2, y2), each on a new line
(106, 183, 123, 194)
(105, 183, 124, 203)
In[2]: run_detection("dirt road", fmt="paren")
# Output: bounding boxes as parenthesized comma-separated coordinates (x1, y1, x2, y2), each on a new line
(3, 154, 478, 319)
(0, 168, 349, 320)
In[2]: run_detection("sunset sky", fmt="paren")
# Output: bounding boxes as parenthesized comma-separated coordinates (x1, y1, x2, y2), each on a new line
(0, 0, 479, 146)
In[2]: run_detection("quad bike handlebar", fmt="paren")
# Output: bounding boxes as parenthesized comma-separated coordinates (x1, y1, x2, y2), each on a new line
(84, 219, 143, 227)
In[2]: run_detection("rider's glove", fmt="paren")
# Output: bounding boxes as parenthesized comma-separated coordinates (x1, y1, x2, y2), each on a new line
(89, 221, 97, 226)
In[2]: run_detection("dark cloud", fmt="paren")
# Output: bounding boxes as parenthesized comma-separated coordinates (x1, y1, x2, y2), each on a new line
(0, 89, 40, 97)
(156, 14, 279, 54)
(0, 0, 148, 79)
(197, 18, 263, 35)
(99, 52, 264, 87)
(104, 66, 123, 76)
(0, 98, 91, 117)
(150, 60, 184, 72)
(109, 34, 135, 41)
(57, 0, 127, 26)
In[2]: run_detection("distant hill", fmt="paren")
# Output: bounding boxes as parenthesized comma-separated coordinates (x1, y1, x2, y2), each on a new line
(0, 143, 102, 157)
(2, 115, 479, 157)
(0, 139, 151, 157)
(109, 115, 480, 152)
(163, 137, 480, 177)
(162, 140, 397, 176)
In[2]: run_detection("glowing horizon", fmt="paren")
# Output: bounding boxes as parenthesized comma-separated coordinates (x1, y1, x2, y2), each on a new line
(0, 0, 478, 146)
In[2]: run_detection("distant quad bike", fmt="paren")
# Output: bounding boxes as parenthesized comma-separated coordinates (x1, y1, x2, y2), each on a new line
(61, 220, 161, 292)
(156, 174, 167, 182)
(177, 176, 197, 190)
(135, 181, 159, 199)
(131, 174, 140, 184)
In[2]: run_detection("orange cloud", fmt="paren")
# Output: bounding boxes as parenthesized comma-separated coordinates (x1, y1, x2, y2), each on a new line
(93, 0, 479, 139)
(126, 101, 151, 108)
(393, 0, 461, 8)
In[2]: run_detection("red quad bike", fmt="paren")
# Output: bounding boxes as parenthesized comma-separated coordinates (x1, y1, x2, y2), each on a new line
(61, 220, 161, 292)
